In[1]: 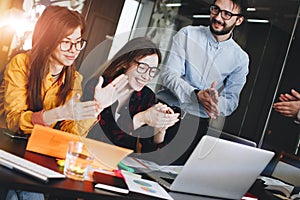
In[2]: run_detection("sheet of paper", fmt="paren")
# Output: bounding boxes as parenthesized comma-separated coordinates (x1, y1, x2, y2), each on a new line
(121, 157, 182, 174)
(26, 125, 133, 170)
(122, 173, 173, 200)
(159, 165, 183, 174)
(121, 156, 161, 170)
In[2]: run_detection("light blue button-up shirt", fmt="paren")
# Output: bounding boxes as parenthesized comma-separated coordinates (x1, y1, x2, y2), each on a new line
(158, 25, 249, 118)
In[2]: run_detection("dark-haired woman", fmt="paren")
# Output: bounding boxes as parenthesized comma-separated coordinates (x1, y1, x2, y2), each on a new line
(82, 37, 179, 153)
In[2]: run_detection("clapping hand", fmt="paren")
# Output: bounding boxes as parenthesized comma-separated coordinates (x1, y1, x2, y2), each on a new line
(278, 89, 300, 102)
(273, 89, 300, 118)
(43, 93, 101, 125)
(197, 81, 220, 119)
(94, 74, 129, 110)
(62, 93, 101, 119)
(135, 102, 179, 129)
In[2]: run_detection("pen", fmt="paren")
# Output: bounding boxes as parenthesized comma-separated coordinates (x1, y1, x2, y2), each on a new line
(118, 161, 135, 173)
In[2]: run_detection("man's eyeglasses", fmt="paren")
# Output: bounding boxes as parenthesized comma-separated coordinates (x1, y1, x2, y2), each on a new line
(210, 5, 242, 20)
(59, 39, 87, 51)
(135, 60, 160, 78)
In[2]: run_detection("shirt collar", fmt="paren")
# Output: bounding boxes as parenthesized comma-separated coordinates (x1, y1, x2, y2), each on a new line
(46, 70, 66, 86)
(206, 26, 233, 48)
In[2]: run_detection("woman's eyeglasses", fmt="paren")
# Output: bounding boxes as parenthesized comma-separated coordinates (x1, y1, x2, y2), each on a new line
(210, 5, 242, 20)
(135, 60, 160, 78)
(60, 39, 87, 51)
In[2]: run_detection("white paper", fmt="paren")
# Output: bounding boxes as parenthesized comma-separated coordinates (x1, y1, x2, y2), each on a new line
(123, 173, 173, 200)
(159, 165, 183, 174)
(121, 157, 161, 170)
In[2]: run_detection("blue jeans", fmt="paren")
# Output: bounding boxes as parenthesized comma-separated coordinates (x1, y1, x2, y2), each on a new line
(6, 190, 44, 200)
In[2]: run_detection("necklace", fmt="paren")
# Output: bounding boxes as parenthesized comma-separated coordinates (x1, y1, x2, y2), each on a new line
(51, 71, 61, 77)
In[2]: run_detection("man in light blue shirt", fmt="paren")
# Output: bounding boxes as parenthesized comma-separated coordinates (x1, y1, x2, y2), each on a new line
(157, 0, 249, 164)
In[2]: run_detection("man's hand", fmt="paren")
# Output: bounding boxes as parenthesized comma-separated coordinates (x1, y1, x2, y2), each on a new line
(273, 89, 300, 118)
(279, 89, 300, 102)
(197, 81, 219, 119)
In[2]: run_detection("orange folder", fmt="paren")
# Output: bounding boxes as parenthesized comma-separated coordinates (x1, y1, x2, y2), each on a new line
(26, 125, 133, 170)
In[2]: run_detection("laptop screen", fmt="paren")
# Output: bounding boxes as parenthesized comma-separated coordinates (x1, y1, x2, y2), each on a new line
(206, 127, 257, 147)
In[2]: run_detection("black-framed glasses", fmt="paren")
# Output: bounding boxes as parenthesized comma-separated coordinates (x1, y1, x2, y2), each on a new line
(134, 60, 160, 78)
(59, 39, 87, 51)
(210, 5, 242, 20)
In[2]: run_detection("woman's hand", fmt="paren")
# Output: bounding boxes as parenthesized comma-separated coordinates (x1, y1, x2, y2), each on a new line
(43, 94, 101, 125)
(94, 74, 129, 109)
(133, 103, 179, 130)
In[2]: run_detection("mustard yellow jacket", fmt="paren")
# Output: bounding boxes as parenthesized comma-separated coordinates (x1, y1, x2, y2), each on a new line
(0, 53, 95, 135)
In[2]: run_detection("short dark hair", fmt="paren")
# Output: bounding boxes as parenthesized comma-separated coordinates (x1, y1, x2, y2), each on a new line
(213, 0, 247, 17)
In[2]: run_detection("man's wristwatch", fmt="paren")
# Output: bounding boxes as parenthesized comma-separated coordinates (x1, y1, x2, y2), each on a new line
(193, 89, 200, 102)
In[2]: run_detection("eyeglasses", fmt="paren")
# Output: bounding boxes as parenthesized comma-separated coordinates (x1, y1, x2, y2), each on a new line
(135, 60, 160, 78)
(59, 39, 87, 51)
(210, 5, 242, 20)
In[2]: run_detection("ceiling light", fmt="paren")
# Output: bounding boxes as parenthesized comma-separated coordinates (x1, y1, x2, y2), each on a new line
(247, 7, 256, 12)
(192, 14, 210, 18)
(165, 3, 182, 7)
(247, 19, 269, 23)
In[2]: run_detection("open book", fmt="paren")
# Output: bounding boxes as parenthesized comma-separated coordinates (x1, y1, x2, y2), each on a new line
(258, 176, 294, 198)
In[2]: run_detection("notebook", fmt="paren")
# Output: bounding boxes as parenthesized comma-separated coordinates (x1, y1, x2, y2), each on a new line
(146, 135, 275, 199)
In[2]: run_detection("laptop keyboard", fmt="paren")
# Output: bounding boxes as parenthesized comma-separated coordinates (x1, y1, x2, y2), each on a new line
(0, 149, 65, 182)
(161, 176, 175, 184)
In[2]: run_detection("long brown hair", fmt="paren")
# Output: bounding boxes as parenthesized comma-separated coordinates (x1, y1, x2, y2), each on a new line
(27, 6, 86, 111)
(101, 37, 162, 78)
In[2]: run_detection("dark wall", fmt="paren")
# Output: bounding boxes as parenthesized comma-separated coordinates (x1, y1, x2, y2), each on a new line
(224, 24, 290, 142)
(263, 25, 300, 155)
(224, 22, 300, 156)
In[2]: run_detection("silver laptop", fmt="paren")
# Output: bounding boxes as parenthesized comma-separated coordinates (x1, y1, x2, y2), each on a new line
(147, 135, 274, 199)
(206, 127, 257, 147)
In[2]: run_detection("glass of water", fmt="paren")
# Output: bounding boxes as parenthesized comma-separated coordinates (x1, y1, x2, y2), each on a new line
(63, 141, 94, 181)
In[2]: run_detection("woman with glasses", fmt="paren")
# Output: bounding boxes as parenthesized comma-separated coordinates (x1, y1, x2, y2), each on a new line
(0, 5, 127, 137)
(82, 37, 179, 153)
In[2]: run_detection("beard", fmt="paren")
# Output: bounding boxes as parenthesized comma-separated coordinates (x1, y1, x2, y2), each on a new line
(209, 17, 236, 36)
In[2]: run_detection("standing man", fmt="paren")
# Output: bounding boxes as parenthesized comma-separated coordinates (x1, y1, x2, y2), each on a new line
(157, 0, 249, 164)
